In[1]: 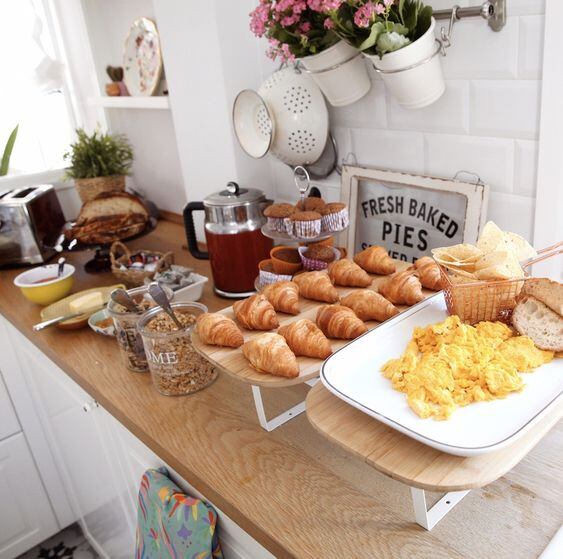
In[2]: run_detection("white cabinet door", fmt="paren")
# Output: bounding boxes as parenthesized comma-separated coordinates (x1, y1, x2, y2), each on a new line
(105, 415, 275, 559)
(0, 433, 58, 559)
(0, 373, 19, 441)
(15, 346, 134, 559)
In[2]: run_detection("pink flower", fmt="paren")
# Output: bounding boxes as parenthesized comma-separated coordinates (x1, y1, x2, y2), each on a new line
(299, 21, 312, 33)
(249, 3, 271, 37)
(281, 13, 300, 26)
(353, 2, 376, 28)
(307, 0, 343, 11)
(323, 17, 334, 29)
(375, 3, 385, 14)
(384, 0, 394, 5)
(280, 43, 295, 62)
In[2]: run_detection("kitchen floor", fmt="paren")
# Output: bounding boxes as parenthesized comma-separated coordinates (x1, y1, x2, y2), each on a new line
(17, 524, 99, 559)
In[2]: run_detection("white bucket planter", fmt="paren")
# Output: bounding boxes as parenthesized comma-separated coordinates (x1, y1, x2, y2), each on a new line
(300, 40, 371, 107)
(365, 18, 445, 110)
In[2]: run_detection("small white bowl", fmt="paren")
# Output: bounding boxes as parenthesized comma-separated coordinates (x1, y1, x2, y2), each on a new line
(88, 308, 115, 337)
(171, 273, 208, 302)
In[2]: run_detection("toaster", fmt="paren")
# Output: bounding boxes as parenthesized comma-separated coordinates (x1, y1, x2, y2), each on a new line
(0, 184, 66, 266)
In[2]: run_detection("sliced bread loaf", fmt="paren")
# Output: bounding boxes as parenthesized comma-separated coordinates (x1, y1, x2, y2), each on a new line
(512, 295, 563, 352)
(77, 191, 148, 225)
(521, 278, 563, 316)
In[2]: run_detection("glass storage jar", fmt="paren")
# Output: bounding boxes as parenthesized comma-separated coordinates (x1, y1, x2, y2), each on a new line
(107, 285, 173, 372)
(137, 302, 217, 396)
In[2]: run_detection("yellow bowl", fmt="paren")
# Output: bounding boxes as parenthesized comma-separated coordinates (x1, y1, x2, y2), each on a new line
(14, 263, 75, 305)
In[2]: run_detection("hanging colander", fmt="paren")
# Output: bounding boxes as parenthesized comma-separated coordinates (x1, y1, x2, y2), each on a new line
(233, 67, 329, 167)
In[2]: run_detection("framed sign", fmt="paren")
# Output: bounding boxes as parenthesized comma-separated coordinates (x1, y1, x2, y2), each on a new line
(340, 166, 489, 263)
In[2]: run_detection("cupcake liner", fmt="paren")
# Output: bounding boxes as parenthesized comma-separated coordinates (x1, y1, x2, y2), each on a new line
(270, 246, 303, 275)
(298, 246, 341, 271)
(266, 216, 287, 232)
(259, 268, 292, 286)
(292, 218, 322, 239)
(321, 208, 349, 232)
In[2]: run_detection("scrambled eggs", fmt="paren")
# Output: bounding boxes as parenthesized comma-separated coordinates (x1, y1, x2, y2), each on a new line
(381, 316, 554, 420)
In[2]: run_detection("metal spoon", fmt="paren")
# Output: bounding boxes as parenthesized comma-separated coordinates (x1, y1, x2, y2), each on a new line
(110, 288, 141, 313)
(57, 257, 65, 277)
(148, 282, 183, 330)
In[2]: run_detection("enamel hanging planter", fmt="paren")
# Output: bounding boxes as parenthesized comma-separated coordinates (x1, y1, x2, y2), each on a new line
(298, 40, 371, 107)
(365, 18, 445, 109)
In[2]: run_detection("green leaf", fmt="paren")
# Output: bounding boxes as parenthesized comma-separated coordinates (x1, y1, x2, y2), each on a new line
(376, 31, 411, 56)
(358, 21, 385, 51)
(414, 5, 433, 41)
(0, 124, 18, 176)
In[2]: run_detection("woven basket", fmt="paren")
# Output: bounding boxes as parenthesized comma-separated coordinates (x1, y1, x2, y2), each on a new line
(110, 241, 174, 287)
(75, 175, 126, 203)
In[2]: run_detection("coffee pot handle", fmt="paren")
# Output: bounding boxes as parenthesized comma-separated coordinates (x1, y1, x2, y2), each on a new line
(183, 202, 209, 260)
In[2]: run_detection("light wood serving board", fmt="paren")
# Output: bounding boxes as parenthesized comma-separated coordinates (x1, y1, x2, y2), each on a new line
(192, 261, 436, 388)
(306, 382, 563, 491)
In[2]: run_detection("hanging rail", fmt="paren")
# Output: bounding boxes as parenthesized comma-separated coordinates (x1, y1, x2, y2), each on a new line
(433, 0, 506, 32)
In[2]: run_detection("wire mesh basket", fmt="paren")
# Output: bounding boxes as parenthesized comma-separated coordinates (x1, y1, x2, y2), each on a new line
(438, 241, 562, 325)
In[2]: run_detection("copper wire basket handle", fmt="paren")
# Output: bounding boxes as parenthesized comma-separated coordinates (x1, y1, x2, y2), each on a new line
(522, 240, 563, 271)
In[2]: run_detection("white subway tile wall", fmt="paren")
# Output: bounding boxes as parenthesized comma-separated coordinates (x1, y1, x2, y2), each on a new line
(264, 2, 544, 240)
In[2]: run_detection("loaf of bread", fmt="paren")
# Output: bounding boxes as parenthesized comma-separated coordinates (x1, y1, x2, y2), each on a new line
(512, 295, 563, 352)
(76, 191, 148, 225)
(521, 278, 563, 316)
(66, 191, 149, 245)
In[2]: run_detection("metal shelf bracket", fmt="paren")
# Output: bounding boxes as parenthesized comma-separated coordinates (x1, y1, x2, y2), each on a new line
(410, 487, 470, 530)
(251, 378, 319, 432)
(434, 0, 506, 32)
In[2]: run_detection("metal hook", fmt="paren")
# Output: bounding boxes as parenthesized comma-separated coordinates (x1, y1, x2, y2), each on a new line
(453, 170, 484, 186)
(336, 152, 358, 176)
(440, 5, 459, 52)
(293, 165, 311, 199)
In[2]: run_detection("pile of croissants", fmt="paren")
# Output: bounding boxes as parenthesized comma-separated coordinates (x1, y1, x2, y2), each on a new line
(195, 246, 442, 379)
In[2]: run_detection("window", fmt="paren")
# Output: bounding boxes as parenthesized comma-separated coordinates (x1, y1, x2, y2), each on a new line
(0, 0, 75, 174)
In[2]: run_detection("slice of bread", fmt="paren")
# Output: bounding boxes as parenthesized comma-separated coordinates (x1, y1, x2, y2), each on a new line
(77, 191, 148, 225)
(512, 295, 563, 352)
(522, 278, 563, 316)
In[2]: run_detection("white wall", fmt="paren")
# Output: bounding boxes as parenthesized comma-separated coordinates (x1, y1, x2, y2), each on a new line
(266, 0, 546, 244)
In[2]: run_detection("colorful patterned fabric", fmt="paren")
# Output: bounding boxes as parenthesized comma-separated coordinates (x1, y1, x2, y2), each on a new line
(135, 468, 223, 559)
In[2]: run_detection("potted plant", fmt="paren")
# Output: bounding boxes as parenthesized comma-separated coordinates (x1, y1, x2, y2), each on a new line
(328, 0, 445, 109)
(249, 0, 371, 106)
(64, 129, 134, 203)
(1, 125, 18, 176)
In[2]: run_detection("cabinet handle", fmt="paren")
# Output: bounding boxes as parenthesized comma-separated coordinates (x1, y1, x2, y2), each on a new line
(82, 400, 99, 413)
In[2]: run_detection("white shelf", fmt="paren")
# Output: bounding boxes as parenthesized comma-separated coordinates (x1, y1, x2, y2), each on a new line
(87, 96, 170, 109)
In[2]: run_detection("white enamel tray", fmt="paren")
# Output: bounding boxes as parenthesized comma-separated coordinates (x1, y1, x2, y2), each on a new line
(321, 293, 563, 456)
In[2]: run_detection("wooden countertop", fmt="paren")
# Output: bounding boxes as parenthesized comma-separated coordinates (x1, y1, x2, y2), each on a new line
(1, 220, 561, 559)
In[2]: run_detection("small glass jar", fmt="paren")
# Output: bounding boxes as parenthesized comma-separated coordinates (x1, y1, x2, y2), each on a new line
(137, 302, 218, 396)
(107, 285, 173, 372)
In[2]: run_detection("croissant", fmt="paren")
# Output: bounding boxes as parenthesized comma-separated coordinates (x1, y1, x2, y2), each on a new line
(262, 281, 299, 315)
(413, 256, 442, 291)
(327, 259, 372, 288)
(378, 270, 424, 306)
(233, 294, 279, 330)
(340, 290, 399, 322)
(278, 319, 332, 359)
(316, 305, 367, 340)
(242, 333, 299, 378)
(353, 246, 396, 275)
(293, 271, 339, 303)
(195, 313, 244, 348)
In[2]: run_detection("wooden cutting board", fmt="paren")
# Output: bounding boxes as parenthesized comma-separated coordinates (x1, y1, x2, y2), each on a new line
(192, 261, 436, 387)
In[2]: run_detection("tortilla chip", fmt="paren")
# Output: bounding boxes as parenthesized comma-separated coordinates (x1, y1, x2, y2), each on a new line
(474, 250, 511, 271)
(432, 244, 483, 264)
(477, 221, 505, 253)
(505, 232, 537, 261)
(474, 265, 513, 281)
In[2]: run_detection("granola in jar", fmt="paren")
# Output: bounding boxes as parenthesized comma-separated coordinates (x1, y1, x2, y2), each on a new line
(107, 285, 173, 372)
(138, 302, 217, 396)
